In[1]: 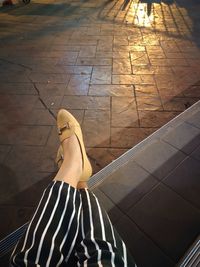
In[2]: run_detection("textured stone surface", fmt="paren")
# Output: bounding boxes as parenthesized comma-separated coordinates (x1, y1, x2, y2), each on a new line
(1, 0, 200, 265)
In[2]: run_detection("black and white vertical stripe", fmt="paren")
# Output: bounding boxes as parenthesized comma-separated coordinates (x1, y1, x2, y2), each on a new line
(75, 189, 136, 267)
(11, 181, 136, 267)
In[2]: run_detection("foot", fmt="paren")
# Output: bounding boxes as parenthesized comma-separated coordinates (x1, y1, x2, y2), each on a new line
(54, 134, 83, 188)
(56, 109, 92, 182)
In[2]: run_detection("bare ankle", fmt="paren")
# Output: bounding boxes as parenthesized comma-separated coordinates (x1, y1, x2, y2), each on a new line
(77, 181, 88, 189)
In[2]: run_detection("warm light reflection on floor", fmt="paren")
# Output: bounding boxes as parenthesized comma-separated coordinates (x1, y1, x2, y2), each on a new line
(132, 3, 154, 27)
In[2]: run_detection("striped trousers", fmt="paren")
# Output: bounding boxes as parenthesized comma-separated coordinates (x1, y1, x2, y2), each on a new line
(10, 181, 136, 267)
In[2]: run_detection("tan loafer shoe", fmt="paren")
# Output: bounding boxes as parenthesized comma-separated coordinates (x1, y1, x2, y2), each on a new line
(56, 109, 92, 182)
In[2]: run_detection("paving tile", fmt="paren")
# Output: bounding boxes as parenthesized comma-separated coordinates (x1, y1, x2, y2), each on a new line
(65, 74, 90, 95)
(43, 51, 75, 58)
(111, 127, 157, 148)
(139, 111, 180, 127)
(186, 110, 200, 129)
(155, 74, 175, 89)
(114, 36, 128, 46)
(160, 41, 180, 52)
(136, 94, 163, 111)
(76, 57, 112, 66)
(133, 140, 186, 180)
(162, 122, 200, 154)
(87, 27, 101, 35)
(114, 214, 175, 267)
(171, 66, 191, 75)
(39, 145, 58, 173)
(5, 145, 44, 173)
(146, 46, 164, 54)
(61, 66, 93, 75)
(100, 160, 158, 211)
(44, 126, 60, 150)
(112, 51, 130, 58)
(143, 38, 160, 46)
(31, 64, 62, 73)
(113, 45, 143, 52)
(49, 45, 80, 52)
(0, 72, 30, 83)
(70, 37, 98, 45)
(112, 74, 142, 85)
(93, 188, 123, 224)
(0, 95, 38, 109)
(165, 52, 185, 59)
(130, 52, 150, 65)
(111, 96, 138, 127)
(82, 110, 110, 147)
(167, 58, 188, 66)
(147, 51, 166, 59)
(61, 96, 110, 110)
(91, 66, 111, 84)
(129, 183, 200, 262)
(0, 107, 31, 125)
(133, 65, 172, 75)
(97, 39, 113, 52)
(139, 74, 155, 84)
(36, 83, 67, 96)
(95, 51, 113, 58)
(57, 52, 79, 65)
(0, 205, 34, 239)
(0, 83, 36, 95)
(87, 147, 127, 174)
(0, 164, 21, 204)
(79, 46, 96, 57)
(0, 125, 51, 146)
(184, 58, 200, 67)
(158, 87, 185, 98)
(29, 73, 70, 83)
(184, 85, 200, 97)
(162, 97, 197, 112)
(113, 58, 132, 74)
(2, 173, 52, 207)
(89, 84, 134, 96)
(150, 58, 170, 66)
(0, 145, 11, 163)
(29, 109, 55, 125)
(190, 144, 200, 161)
(163, 157, 200, 209)
(0, 165, 51, 204)
(135, 84, 158, 95)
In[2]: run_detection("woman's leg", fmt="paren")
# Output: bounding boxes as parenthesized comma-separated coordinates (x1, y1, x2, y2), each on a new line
(75, 188, 136, 267)
(10, 135, 83, 267)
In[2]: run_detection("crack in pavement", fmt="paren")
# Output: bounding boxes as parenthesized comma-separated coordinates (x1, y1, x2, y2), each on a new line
(28, 77, 56, 121)
(118, 99, 135, 114)
(0, 58, 33, 71)
(0, 57, 56, 121)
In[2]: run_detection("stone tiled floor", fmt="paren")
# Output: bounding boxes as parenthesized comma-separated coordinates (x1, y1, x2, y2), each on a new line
(93, 101, 200, 267)
(0, 0, 200, 255)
